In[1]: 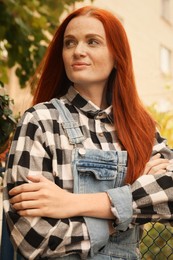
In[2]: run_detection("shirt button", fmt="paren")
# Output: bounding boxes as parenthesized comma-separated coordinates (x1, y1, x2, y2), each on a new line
(79, 148, 86, 155)
(98, 133, 104, 137)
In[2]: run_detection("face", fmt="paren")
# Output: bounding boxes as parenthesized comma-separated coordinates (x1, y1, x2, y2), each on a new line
(62, 16, 115, 90)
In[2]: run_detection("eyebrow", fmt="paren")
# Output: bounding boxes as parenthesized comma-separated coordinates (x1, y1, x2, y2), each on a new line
(64, 33, 104, 40)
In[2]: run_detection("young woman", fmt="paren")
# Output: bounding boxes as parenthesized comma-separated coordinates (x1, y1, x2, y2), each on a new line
(3, 6, 173, 260)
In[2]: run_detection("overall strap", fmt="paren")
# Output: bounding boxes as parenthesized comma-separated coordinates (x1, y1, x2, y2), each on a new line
(117, 151, 127, 166)
(51, 98, 86, 145)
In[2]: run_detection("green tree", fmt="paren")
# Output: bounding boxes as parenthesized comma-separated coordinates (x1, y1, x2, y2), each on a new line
(0, 0, 93, 87)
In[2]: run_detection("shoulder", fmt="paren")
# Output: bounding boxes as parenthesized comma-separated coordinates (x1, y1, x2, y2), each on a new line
(22, 100, 62, 123)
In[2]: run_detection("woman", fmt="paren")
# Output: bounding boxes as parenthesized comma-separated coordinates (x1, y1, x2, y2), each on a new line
(3, 6, 173, 260)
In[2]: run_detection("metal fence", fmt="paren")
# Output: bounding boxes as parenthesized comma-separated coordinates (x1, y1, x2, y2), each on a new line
(140, 223, 173, 259)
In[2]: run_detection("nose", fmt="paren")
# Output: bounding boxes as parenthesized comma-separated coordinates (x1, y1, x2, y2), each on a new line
(73, 42, 86, 57)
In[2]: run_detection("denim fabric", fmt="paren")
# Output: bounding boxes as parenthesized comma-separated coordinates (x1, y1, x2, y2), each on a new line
(55, 227, 141, 259)
(51, 99, 141, 259)
(107, 186, 133, 231)
(52, 98, 86, 145)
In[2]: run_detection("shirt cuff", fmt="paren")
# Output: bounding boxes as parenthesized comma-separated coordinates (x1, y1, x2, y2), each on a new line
(131, 172, 173, 224)
(107, 185, 133, 231)
(84, 217, 109, 257)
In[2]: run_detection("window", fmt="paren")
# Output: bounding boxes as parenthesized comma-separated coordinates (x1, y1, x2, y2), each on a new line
(161, 0, 171, 22)
(160, 46, 171, 75)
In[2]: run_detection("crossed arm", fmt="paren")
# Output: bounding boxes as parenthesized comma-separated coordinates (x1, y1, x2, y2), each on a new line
(3, 110, 173, 258)
(8, 153, 173, 220)
(4, 153, 173, 259)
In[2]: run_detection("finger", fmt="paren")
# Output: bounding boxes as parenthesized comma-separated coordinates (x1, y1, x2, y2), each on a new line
(9, 182, 41, 196)
(27, 174, 42, 182)
(144, 159, 169, 175)
(146, 159, 169, 170)
(12, 200, 39, 211)
(148, 169, 166, 175)
(16, 208, 42, 217)
(150, 153, 161, 160)
(149, 158, 169, 167)
(167, 162, 173, 171)
(148, 162, 169, 174)
(10, 191, 38, 204)
(27, 174, 51, 183)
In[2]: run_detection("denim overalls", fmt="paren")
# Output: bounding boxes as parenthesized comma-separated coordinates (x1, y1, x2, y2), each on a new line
(51, 99, 141, 260)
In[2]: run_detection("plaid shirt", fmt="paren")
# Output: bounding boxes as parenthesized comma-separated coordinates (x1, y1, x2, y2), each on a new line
(3, 86, 173, 259)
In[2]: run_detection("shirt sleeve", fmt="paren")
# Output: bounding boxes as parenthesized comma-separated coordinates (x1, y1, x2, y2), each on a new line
(131, 172, 173, 225)
(107, 131, 173, 230)
(131, 131, 173, 225)
(152, 131, 173, 159)
(3, 109, 90, 259)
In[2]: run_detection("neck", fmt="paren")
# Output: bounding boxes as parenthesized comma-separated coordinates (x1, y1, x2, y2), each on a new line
(74, 84, 108, 109)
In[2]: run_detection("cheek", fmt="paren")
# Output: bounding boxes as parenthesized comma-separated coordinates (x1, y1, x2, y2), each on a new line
(96, 52, 114, 70)
(62, 58, 70, 77)
(62, 53, 67, 68)
(98, 58, 114, 74)
(62, 51, 69, 69)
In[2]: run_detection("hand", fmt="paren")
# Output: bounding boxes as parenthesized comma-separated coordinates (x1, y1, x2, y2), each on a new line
(143, 153, 169, 175)
(166, 159, 173, 172)
(9, 174, 74, 218)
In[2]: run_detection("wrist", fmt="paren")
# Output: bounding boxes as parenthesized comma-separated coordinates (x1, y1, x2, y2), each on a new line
(71, 192, 114, 219)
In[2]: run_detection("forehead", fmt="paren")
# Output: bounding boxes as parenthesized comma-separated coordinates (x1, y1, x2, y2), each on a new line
(64, 16, 106, 37)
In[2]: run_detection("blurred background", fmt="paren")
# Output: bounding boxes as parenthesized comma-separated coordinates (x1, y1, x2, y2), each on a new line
(0, 1, 173, 258)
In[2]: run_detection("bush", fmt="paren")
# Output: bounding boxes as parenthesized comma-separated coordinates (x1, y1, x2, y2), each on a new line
(0, 81, 16, 154)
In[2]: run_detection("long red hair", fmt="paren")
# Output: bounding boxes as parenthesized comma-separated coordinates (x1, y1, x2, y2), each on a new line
(32, 6, 156, 184)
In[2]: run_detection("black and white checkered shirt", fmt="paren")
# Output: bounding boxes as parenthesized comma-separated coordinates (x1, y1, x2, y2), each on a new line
(3, 86, 173, 259)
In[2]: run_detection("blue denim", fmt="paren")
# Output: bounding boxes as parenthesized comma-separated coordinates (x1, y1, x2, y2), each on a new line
(51, 99, 141, 259)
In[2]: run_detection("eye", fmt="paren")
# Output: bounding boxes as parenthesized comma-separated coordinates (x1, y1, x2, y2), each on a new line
(64, 39, 77, 48)
(88, 38, 100, 46)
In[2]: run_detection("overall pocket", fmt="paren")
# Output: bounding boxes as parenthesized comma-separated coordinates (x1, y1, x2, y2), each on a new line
(72, 148, 127, 194)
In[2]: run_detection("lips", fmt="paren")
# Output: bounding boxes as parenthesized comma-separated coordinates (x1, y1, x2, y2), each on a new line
(72, 62, 90, 68)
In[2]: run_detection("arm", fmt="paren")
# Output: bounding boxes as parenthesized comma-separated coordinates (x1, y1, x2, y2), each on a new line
(131, 131, 173, 226)
(9, 152, 171, 221)
(131, 171, 173, 225)
(3, 109, 91, 259)
(8, 127, 173, 222)
(9, 174, 114, 219)
(6, 120, 173, 258)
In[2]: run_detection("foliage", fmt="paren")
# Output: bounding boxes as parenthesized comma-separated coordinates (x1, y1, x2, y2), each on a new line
(147, 103, 173, 147)
(0, 81, 17, 153)
(0, 0, 93, 87)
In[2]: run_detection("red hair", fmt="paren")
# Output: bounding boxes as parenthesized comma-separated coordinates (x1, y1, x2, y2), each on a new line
(32, 6, 156, 184)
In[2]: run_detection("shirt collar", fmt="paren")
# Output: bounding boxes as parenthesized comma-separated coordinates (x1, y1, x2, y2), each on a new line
(64, 86, 113, 124)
